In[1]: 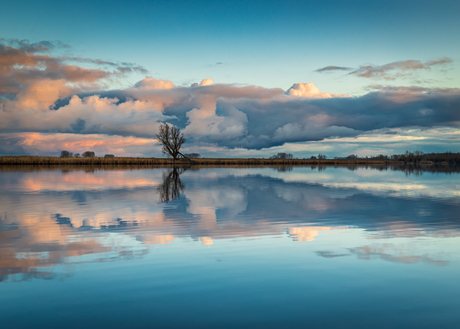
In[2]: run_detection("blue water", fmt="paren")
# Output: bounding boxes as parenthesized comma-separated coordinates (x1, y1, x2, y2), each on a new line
(1, 166, 459, 328)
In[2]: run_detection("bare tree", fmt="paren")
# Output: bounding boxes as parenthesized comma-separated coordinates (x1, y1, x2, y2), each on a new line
(156, 123, 187, 160)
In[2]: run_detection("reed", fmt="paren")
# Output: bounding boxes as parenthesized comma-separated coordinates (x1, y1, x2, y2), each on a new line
(0, 155, 398, 166)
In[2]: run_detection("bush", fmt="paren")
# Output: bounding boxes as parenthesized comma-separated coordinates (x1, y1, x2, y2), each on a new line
(104, 154, 115, 158)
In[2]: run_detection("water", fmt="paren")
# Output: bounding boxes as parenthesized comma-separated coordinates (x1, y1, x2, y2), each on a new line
(1, 166, 459, 328)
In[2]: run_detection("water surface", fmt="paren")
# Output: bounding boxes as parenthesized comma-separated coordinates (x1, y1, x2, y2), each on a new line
(1, 166, 459, 328)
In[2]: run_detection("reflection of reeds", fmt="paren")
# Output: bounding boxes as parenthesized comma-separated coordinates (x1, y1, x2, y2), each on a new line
(1, 163, 459, 174)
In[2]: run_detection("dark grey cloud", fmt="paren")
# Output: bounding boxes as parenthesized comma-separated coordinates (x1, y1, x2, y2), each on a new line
(70, 118, 86, 133)
(349, 58, 453, 80)
(206, 87, 460, 149)
(0, 38, 71, 53)
(315, 66, 353, 73)
(62, 56, 148, 74)
(316, 251, 350, 258)
(349, 245, 449, 266)
(316, 58, 453, 80)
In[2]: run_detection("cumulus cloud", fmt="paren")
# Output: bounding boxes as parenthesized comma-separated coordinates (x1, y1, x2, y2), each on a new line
(199, 78, 214, 86)
(286, 82, 348, 98)
(135, 77, 175, 89)
(1, 75, 460, 152)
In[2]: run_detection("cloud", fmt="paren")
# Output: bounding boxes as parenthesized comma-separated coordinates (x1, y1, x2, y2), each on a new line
(349, 244, 449, 266)
(0, 132, 158, 156)
(199, 78, 214, 86)
(135, 77, 175, 89)
(289, 226, 346, 242)
(2, 75, 460, 152)
(0, 40, 146, 98)
(316, 251, 350, 258)
(1, 163, 459, 281)
(286, 82, 348, 98)
(0, 38, 70, 53)
(14, 79, 72, 110)
(314, 66, 353, 73)
(349, 58, 453, 80)
(1, 41, 460, 155)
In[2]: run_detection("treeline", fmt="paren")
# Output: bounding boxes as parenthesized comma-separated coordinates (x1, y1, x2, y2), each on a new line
(344, 151, 460, 164)
(268, 151, 460, 164)
(60, 150, 114, 158)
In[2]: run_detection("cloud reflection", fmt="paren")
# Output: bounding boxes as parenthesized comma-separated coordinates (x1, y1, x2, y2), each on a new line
(0, 166, 459, 281)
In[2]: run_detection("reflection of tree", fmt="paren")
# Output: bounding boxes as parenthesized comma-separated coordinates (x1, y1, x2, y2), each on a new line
(274, 166, 293, 172)
(158, 167, 186, 203)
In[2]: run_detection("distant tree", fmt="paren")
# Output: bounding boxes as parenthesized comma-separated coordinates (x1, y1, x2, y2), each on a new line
(318, 154, 327, 160)
(310, 156, 317, 160)
(82, 151, 96, 157)
(104, 154, 115, 158)
(269, 152, 294, 160)
(74, 153, 81, 158)
(184, 153, 200, 158)
(60, 150, 73, 158)
(346, 154, 358, 159)
(156, 123, 187, 160)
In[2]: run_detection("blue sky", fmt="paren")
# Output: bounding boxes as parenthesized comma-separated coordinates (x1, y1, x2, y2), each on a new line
(2, 0, 459, 92)
(0, 0, 459, 157)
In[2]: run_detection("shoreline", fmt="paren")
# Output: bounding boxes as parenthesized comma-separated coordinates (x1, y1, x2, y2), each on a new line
(0, 155, 454, 166)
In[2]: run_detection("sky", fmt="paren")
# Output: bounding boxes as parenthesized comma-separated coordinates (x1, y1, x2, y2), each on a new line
(0, 0, 459, 158)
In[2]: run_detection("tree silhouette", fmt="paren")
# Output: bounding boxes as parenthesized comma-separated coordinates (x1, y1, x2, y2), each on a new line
(156, 123, 187, 160)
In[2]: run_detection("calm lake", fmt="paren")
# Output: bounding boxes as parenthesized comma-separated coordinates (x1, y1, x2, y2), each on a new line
(1, 166, 460, 328)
